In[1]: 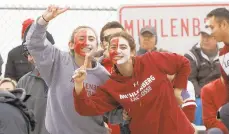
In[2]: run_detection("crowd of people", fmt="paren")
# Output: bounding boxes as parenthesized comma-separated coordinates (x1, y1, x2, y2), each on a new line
(0, 5, 229, 134)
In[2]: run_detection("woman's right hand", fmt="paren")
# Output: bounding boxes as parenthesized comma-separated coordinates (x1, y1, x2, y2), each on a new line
(42, 5, 69, 22)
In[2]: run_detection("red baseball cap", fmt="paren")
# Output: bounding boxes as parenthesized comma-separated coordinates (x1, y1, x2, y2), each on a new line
(21, 18, 34, 38)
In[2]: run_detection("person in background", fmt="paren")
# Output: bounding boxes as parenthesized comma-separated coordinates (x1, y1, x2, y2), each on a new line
(201, 7, 229, 134)
(0, 77, 17, 91)
(201, 77, 228, 134)
(98, 21, 124, 72)
(184, 25, 221, 125)
(99, 21, 132, 134)
(4, 18, 34, 81)
(136, 25, 167, 55)
(17, 23, 54, 134)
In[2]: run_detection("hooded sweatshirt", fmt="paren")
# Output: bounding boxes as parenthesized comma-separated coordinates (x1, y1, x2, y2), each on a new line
(25, 18, 122, 134)
(0, 88, 35, 134)
(201, 78, 228, 134)
(74, 51, 195, 134)
(17, 68, 49, 134)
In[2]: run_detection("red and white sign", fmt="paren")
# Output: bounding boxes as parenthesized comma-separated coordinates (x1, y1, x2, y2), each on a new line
(118, 3, 229, 54)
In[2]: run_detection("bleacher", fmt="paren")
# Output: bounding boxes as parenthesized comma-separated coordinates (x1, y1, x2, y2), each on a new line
(196, 126, 206, 134)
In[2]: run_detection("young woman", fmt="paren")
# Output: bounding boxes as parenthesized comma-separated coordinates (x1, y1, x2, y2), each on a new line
(25, 5, 122, 134)
(73, 31, 195, 134)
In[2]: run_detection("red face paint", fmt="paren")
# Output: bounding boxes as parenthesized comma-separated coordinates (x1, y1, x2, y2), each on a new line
(74, 30, 87, 56)
(109, 38, 119, 64)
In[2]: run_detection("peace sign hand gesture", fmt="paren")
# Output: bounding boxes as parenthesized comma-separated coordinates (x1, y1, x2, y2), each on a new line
(42, 5, 69, 22)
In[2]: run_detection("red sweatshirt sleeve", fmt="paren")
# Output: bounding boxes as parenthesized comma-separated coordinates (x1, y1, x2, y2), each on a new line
(201, 86, 229, 134)
(73, 86, 119, 116)
(149, 52, 191, 89)
(182, 105, 196, 123)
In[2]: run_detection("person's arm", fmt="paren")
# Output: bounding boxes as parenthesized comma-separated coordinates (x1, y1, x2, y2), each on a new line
(25, 7, 67, 86)
(149, 52, 191, 89)
(201, 86, 229, 134)
(148, 52, 191, 104)
(4, 51, 16, 80)
(181, 81, 197, 122)
(73, 86, 120, 116)
(184, 53, 201, 97)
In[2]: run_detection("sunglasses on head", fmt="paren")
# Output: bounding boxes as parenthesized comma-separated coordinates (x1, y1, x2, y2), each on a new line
(103, 35, 111, 42)
(22, 51, 30, 58)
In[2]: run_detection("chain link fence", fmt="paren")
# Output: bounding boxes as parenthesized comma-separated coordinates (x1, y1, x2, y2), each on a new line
(0, 6, 117, 75)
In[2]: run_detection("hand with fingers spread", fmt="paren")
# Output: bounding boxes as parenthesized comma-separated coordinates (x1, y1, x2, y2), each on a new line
(41, 5, 69, 22)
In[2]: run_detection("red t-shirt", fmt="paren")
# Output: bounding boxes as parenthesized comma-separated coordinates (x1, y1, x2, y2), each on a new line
(201, 78, 229, 134)
(74, 52, 195, 134)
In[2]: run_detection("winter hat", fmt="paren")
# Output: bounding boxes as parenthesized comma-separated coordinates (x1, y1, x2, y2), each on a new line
(22, 22, 55, 56)
(21, 18, 34, 39)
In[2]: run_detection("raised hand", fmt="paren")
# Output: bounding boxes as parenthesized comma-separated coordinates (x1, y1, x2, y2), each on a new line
(42, 5, 69, 22)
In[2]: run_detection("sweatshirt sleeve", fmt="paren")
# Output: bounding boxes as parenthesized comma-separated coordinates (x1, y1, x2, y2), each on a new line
(149, 52, 191, 89)
(25, 17, 63, 86)
(73, 85, 120, 116)
(181, 81, 197, 122)
(201, 85, 229, 134)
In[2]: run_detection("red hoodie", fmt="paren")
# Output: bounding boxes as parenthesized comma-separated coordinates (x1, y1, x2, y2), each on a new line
(73, 52, 195, 134)
(201, 78, 229, 134)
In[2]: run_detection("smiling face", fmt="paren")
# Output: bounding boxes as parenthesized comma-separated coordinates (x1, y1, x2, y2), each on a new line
(70, 28, 97, 57)
(200, 32, 217, 51)
(109, 37, 131, 64)
(206, 16, 229, 43)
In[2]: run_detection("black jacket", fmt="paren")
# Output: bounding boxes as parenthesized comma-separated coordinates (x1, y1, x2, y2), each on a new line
(5, 45, 32, 81)
(184, 43, 221, 98)
(0, 88, 35, 134)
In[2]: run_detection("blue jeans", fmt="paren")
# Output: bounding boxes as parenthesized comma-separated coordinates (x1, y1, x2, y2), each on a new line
(120, 124, 131, 134)
(194, 98, 203, 125)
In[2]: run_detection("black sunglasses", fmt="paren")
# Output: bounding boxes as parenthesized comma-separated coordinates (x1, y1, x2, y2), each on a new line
(103, 35, 111, 42)
(22, 51, 30, 58)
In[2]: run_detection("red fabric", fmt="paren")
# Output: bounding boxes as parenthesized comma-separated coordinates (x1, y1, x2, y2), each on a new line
(21, 18, 34, 39)
(107, 123, 120, 134)
(74, 30, 87, 56)
(73, 52, 194, 134)
(101, 58, 113, 73)
(201, 78, 229, 134)
(182, 104, 196, 123)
